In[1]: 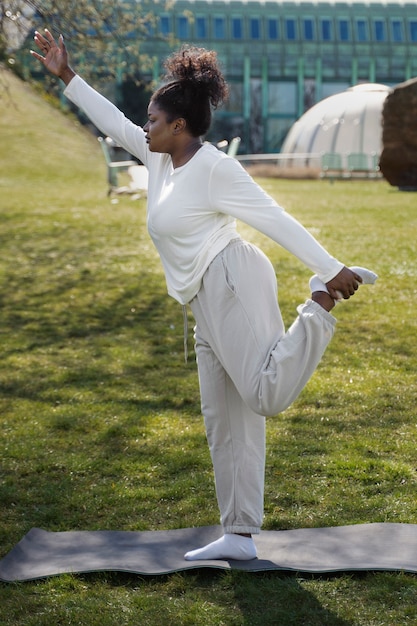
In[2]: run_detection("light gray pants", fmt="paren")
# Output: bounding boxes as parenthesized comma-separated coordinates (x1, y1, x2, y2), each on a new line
(189, 239, 336, 534)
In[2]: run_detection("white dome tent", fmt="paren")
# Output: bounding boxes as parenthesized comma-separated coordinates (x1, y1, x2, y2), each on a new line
(280, 84, 391, 176)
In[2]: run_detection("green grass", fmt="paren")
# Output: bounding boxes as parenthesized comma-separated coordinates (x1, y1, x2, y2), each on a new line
(1, 67, 417, 625)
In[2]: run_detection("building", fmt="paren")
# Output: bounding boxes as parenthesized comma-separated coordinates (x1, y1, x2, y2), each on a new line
(137, 0, 417, 153)
(18, 0, 417, 154)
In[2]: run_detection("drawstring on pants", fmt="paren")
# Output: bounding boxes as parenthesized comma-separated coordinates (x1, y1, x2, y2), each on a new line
(182, 304, 189, 363)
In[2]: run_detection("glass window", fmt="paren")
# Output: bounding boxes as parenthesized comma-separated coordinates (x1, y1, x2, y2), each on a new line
(196, 16, 207, 39)
(410, 20, 417, 42)
(321, 19, 332, 41)
(266, 119, 294, 152)
(250, 18, 261, 39)
(267, 18, 279, 40)
(356, 19, 368, 42)
(338, 19, 350, 41)
(214, 16, 226, 39)
(224, 83, 243, 113)
(285, 18, 297, 40)
(373, 19, 386, 42)
(268, 82, 297, 114)
(375, 57, 390, 76)
(391, 19, 403, 42)
(160, 15, 171, 36)
(303, 18, 315, 41)
(143, 18, 155, 36)
(232, 17, 243, 39)
(321, 82, 350, 99)
(177, 16, 189, 39)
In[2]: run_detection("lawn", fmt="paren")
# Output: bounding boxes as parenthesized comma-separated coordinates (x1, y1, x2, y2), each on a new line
(1, 67, 416, 625)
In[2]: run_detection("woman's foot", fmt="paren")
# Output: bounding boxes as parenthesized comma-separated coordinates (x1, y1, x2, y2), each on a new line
(184, 533, 257, 561)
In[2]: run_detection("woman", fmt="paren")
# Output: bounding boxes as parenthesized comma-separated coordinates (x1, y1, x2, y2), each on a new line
(31, 30, 376, 561)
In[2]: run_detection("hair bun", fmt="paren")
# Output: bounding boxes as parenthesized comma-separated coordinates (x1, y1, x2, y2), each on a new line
(163, 46, 228, 109)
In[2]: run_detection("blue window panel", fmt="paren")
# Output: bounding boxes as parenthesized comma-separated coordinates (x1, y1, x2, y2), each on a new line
(303, 18, 315, 41)
(410, 20, 417, 42)
(321, 19, 332, 41)
(267, 18, 279, 40)
(250, 18, 261, 39)
(177, 16, 189, 39)
(285, 18, 297, 40)
(214, 17, 226, 39)
(268, 82, 297, 114)
(232, 17, 243, 39)
(160, 15, 171, 36)
(196, 16, 207, 39)
(144, 21, 153, 36)
(338, 19, 350, 41)
(373, 19, 386, 42)
(356, 19, 368, 42)
(391, 19, 403, 42)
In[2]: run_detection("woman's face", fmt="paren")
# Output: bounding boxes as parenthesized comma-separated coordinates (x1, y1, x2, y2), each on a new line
(143, 101, 177, 154)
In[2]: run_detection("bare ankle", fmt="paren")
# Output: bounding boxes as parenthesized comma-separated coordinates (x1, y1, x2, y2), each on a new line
(311, 291, 335, 312)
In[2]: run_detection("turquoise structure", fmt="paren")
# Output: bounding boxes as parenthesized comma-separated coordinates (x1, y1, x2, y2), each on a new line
(137, 0, 417, 152)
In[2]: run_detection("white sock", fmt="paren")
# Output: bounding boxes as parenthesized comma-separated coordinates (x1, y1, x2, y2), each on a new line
(310, 265, 378, 302)
(184, 533, 257, 561)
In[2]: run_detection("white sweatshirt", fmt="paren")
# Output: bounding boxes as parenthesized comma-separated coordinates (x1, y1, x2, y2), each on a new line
(64, 76, 344, 304)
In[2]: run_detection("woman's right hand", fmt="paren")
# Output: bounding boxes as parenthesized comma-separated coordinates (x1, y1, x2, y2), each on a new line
(326, 266, 361, 300)
(31, 29, 75, 85)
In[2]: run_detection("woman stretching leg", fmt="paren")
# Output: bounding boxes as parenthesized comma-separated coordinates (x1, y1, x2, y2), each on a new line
(31, 30, 376, 560)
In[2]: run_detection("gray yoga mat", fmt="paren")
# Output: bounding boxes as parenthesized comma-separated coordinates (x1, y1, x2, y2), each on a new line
(1, 523, 416, 582)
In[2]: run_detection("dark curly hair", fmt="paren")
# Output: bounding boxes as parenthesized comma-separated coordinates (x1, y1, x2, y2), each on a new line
(151, 46, 229, 137)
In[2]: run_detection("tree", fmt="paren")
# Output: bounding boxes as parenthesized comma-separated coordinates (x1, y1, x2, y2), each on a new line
(2, 0, 171, 92)
(1, 1, 35, 63)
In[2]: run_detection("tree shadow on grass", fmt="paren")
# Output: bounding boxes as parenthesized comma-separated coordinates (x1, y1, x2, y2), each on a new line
(71, 569, 355, 626)
(230, 570, 354, 626)
(0, 279, 207, 550)
(0, 278, 199, 407)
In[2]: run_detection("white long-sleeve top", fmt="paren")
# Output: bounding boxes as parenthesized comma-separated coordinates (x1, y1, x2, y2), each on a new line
(64, 75, 344, 304)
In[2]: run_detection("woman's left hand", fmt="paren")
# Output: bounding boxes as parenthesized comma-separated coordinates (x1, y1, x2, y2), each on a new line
(31, 29, 75, 85)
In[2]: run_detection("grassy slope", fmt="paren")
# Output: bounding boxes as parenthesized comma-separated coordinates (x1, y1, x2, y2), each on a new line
(1, 67, 417, 625)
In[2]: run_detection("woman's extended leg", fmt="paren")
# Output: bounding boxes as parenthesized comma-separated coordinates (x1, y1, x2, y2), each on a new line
(191, 239, 337, 418)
